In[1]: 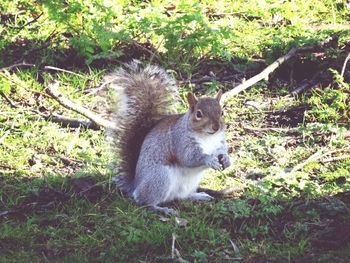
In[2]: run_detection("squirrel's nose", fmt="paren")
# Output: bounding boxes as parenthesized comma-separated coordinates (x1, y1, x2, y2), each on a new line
(212, 123, 219, 132)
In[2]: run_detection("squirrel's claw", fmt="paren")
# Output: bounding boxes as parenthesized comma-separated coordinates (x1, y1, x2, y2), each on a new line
(218, 154, 231, 169)
(206, 155, 222, 171)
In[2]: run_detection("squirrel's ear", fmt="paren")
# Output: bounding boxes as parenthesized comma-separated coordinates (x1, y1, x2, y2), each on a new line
(216, 89, 223, 102)
(187, 92, 198, 111)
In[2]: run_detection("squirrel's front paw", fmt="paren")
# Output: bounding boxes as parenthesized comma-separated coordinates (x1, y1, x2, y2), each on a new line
(206, 155, 222, 171)
(218, 154, 231, 169)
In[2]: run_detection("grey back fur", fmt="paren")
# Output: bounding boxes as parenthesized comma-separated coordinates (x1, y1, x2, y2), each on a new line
(108, 60, 178, 194)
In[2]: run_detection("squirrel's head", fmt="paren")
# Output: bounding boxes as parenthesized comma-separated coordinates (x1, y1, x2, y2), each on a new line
(187, 90, 224, 135)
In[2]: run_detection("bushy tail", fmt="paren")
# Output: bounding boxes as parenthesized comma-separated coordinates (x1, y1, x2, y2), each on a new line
(108, 60, 178, 194)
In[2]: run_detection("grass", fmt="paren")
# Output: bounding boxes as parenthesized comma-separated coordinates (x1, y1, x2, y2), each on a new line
(1, 0, 350, 262)
(1, 68, 350, 262)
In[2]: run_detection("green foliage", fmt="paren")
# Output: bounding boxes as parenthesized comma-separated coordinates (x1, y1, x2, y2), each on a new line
(1, 0, 350, 67)
(307, 69, 350, 123)
(0, 73, 11, 93)
(1, 0, 350, 262)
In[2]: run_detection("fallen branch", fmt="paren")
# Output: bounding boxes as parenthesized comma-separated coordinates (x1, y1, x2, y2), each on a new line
(132, 40, 161, 62)
(13, 30, 57, 64)
(44, 66, 85, 78)
(1, 106, 101, 130)
(45, 81, 116, 130)
(58, 155, 84, 166)
(243, 125, 292, 133)
(31, 113, 100, 130)
(11, 12, 43, 29)
(290, 149, 324, 174)
(83, 77, 116, 96)
(221, 33, 339, 102)
(0, 62, 36, 71)
(0, 91, 17, 108)
(150, 37, 164, 64)
(237, 110, 276, 116)
(0, 187, 69, 218)
(290, 71, 322, 95)
(341, 52, 350, 77)
(171, 233, 176, 259)
(208, 11, 262, 21)
(322, 155, 350, 163)
(290, 146, 350, 173)
(179, 74, 243, 85)
(45, 114, 100, 130)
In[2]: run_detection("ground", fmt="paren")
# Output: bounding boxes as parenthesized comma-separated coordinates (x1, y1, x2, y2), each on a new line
(1, 0, 350, 262)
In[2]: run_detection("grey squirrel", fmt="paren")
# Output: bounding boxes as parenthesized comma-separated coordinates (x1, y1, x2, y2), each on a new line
(109, 60, 231, 215)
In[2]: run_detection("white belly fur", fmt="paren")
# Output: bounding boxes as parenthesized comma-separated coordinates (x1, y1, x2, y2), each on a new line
(164, 132, 225, 202)
(165, 166, 206, 202)
(194, 131, 225, 155)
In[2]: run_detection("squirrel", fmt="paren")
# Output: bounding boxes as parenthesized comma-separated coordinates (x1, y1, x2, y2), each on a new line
(109, 60, 231, 215)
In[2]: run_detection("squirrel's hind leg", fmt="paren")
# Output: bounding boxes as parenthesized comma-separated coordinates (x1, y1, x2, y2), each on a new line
(148, 205, 177, 215)
(188, 192, 214, 202)
(133, 165, 177, 215)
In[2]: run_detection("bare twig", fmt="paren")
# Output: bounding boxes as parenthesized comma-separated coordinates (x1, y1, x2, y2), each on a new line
(45, 81, 116, 130)
(222, 33, 339, 102)
(66, 127, 80, 155)
(13, 30, 57, 64)
(290, 149, 325, 174)
(26, 41, 51, 54)
(150, 37, 164, 64)
(237, 110, 276, 116)
(341, 52, 350, 77)
(0, 164, 14, 170)
(0, 129, 11, 144)
(243, 125, 292, 133)
(44, 66, 85, 78)
(318, 148, 350, 159)
(47, 114, 100, 130)
(0, 116, 17, 144)
(132, 40, 161, 61)
(0, 62, 36, 71)
(208, 11, 261, 21)
(171, 233, 176, 259)
(322, 155, 350, 163)
(58, 155, 84, 166)
(1, 104, 100, 130)
(221, 47, 298, 102)
(0, 211, 10, 217)
(84, 78, 117, 96)
(291, 146, 350, 173)
(0, 91, 17, 108)
(179, 74, 243, 85)
(229, 239, 240, 253)
(11, 12, 43, 29)
(290, 71, 322, 95)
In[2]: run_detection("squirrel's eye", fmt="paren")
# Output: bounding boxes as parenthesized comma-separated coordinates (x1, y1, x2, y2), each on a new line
(221, 110, 224, 116)
(196, 110, 203, 119)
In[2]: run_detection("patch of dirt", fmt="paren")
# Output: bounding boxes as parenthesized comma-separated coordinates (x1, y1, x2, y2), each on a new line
(271, 195, 350, 258)
(71, 177, 104, 202)
(266, 105, 309, 127)
(38, 217, 64, 228)
(0, 237, 24, 250)
(0, 176, 105, 220)
(311, 223, 350, 249)
(273, 58, 321, 84)
(0, 187, 70, 220)
(23, 187, 70, 205)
